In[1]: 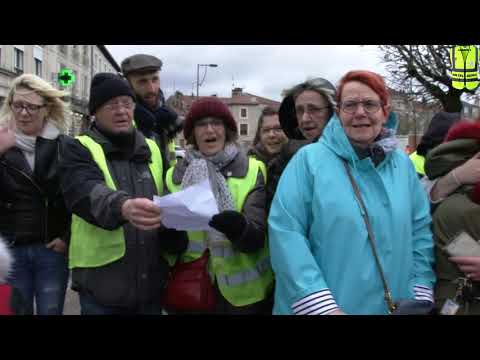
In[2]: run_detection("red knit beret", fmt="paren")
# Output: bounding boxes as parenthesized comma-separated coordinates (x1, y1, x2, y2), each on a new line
(184, 97, 237, 139)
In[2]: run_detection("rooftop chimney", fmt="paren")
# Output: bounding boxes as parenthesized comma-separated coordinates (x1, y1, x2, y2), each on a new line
(232, 87, 243, 97)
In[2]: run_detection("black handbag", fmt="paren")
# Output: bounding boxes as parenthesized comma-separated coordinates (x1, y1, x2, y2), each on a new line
(343, 160, 434, 315)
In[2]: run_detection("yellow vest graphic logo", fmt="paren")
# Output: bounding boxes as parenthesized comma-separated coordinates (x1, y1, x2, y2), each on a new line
(450, 45, 479, 90)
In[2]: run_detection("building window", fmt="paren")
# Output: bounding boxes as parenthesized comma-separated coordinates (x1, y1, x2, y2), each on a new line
(84, 75, 88, 97)
(83, 46, 89, 66)
(240, 108, 248, 119)
(72, 70, 78, 96)
(35, 58, 42, 77)
(59, 45, 68, 55)
(14, 48, 24, 72)
(240, 123, 248, 136)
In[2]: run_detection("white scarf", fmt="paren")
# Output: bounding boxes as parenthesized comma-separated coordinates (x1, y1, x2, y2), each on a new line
(15, 121, 60, 171)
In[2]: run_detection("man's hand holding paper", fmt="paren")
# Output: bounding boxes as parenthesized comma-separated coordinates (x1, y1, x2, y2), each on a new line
(122, 198, 163, 230)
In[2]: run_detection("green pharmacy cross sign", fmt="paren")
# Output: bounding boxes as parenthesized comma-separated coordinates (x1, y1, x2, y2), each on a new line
(58, 68, 75, 87)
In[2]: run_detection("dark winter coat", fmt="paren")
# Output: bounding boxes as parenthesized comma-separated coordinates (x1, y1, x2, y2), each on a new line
(0, 136, 70, 246)
(59, 124, 187, 308)
(134, 90, 183, 175)
(266, 139, 313, 211)
(416, 112, 461, 157)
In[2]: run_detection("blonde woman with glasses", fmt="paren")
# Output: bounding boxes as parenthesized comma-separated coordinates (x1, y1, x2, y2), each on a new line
(0, 74, 70, 315)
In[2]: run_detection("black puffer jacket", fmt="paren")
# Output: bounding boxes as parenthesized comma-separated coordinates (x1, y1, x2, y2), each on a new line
(266, 139, 314, 211)
(0, 136, 70, 246)
(59, 124, 187, 308)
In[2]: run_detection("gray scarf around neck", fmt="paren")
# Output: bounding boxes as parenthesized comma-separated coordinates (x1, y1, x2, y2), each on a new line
(15, 121, 60, 171)
(181, 143, 239, 246)
(375, 127, 398, 154)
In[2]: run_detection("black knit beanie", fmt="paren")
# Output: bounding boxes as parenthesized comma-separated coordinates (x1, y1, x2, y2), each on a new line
(89, 73, 135, 115)
(416, 112, 461, 156)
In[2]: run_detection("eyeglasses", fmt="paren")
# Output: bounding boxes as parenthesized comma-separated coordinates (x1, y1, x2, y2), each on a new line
(340, 100, 383, 114)
(102, 99, 135, 111)
(261, 127, 284, 135)
(295, 105, 329, 117)
(10, 102, 46, 115)
(195, 118, 224, 129)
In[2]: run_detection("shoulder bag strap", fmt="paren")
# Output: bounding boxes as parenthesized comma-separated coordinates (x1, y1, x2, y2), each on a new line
(342, 159, 397, 314)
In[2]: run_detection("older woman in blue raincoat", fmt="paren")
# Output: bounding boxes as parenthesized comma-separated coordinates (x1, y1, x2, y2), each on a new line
(268, 70, 436, 315)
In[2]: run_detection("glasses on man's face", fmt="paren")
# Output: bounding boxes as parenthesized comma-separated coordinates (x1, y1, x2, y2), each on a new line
(10, 102, 46, 115)
(261, 127, 284, 135)
(103, 99, 135, 111)
(340, 100, 383, 114)
(295, 105, 329, 117)
(195, 118, 224, 129)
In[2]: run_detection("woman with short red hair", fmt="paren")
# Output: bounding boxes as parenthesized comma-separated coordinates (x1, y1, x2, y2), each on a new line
(268, 70, 436, 315)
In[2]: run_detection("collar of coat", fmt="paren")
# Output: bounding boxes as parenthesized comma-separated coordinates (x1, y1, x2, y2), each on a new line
(134, 96, 180, 141)
(85, 125, 151, 162)
(172, 149, 249, 185)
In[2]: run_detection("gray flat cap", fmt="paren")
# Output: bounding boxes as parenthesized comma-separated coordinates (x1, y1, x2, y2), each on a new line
(121, 54, 163, 76)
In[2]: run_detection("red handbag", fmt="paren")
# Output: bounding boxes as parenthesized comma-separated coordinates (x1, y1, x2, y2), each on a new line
(162, 249, 217, 312)
(0, 284, 14, 315)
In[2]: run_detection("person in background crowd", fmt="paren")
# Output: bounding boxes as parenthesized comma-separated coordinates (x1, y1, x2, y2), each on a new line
(0, 74, 70, 315)
(59, 73, 187, 315)
(266, 78, 337, 209)
(268, 70, 435, 315)
(248, 106, 288, 166)
(410, 111, 460, 178)
(422, 116, 480, 210)
(425, 119, 480, 314)
(165, 97, 274, 314)
(121, 54, 183, 172)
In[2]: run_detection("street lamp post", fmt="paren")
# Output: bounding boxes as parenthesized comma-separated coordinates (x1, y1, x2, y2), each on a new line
(196, 64, 218, 98)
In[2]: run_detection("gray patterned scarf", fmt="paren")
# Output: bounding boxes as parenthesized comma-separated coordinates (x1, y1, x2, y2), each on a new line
(181, 143, 239, 246)
(375, 127, 398, 154)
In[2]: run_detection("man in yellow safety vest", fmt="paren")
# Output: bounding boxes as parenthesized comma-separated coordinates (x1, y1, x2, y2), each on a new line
(59, 73, 187, 315)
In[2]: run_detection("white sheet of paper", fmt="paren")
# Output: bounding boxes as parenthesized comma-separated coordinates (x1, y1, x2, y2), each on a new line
(153, 179, 219, 231)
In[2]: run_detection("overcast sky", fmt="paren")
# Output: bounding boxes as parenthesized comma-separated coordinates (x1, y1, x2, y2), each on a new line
(106, 45, 388, 102)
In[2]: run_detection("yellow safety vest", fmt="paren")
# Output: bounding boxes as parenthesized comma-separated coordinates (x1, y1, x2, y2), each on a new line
(450, 45, 479, 90)
(69, 135, 163, 269)
(409, 151, 425, 176)
(165, 157, 274, 307)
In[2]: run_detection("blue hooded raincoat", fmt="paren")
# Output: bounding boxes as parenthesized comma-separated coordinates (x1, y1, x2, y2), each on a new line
(268, 114, 436, 315)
